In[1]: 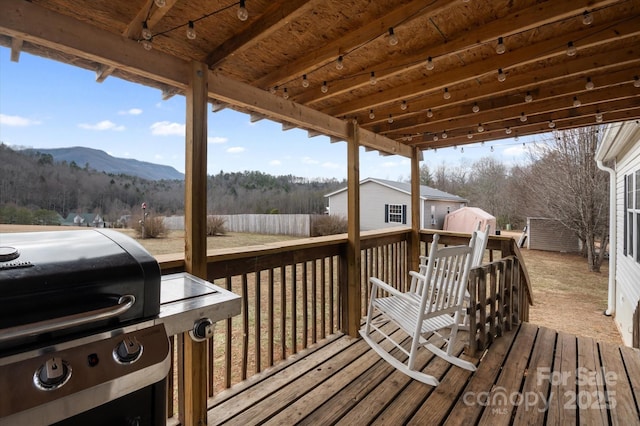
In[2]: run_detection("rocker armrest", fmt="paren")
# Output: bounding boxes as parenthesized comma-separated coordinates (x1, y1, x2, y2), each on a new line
(369, 276, 411, 299)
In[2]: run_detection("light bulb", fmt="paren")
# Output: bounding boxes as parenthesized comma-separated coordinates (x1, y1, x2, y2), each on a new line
(490, 146, 494, 152)
(154, 0, 166, 6)
(585, 77, 595, 90)
(498, 68, 506, 82)
(549, 120, 555, 128)
(388, 27, 398, 46)
(283, 88, 289, 99)
(573, 96, 581, 107)
(525, 91, 533, 102)
(481, 141, 485, 146)
(595, 111, 603, 122)
(388, 115, 393, 124)
(442, 131, 447, 139)
(467, 131, 473, 139)
(477, 124, 484, 133)
(460, 147, 464, 153)
(426, 56, 434, 70)
(401, 100, 407, 111)
(369, 110, 375, 119)
(634, 76, 640, 88)
(505, 127, 512, 135)
(269, 86, 277, 94)
(433, 135, 439, 142)
(472, 102, 480, 113)
(520, 112, 527, 122)
(434, 148, 438, 153)
(141, 39, 153, 51)
(186, 21, 196, 40)
(237, 0, 249, 21)
(496, 37, 506, 54)
(566, 41, 576, 56)
(321, 81, 328, 93)
(370, 71, 377, 85)
(582, 10, 593, 25)
(427, 109, 433, 118)
(443, 87, 451, 100)
(336, 56, 344, 70)
(142, 22, 152, 40)
(407, 135, 412, 141)
(302, 75, 309, 88)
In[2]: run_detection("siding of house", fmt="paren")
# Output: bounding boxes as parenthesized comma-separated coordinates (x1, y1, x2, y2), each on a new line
(360, 181, 411, 231)
(526, 217, 581, 253)
(423, 200, 463, 230)
(614, 139, 640, 346)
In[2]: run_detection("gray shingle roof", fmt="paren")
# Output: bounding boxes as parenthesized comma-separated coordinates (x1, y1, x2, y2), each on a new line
(325, 177, 468, 203)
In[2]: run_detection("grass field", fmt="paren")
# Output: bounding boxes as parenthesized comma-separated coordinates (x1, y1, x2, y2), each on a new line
(0, 224, 620, 345)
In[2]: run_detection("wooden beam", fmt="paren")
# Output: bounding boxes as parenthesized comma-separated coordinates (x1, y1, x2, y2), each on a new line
(344, 120, 361, 337)
(95, 64, 114, 83)
(182, 60, 208, 426)
(205, 0, 315, 68)
(409, 147, 421, 273)
(256, 0, 452, 89)
(10, 36, 22, 62)
(124, 0, 179, 40)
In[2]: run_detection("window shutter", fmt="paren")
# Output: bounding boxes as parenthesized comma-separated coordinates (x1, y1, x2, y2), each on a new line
(402, 204, 407, 224)
(384, 204, 389, 223)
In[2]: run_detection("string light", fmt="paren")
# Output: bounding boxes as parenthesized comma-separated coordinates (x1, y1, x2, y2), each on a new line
(388, 114, 393, 123)
(388, 27, 398, 46)
(369, 109, 375, 119)
(336, 56, 344, 70)
(186, 21, 196, 40)
(433, 135, 439, 141)
(496, 37, 506, 54)
(573, 96, 581, 107)
(477, 123, 485, 133)
(634, 76, 640, 88)
(595, 111, 603, 122)
(154, 0, 166, 7)
(566, 41, 576, 56)
(370, 71, 377, 85)
(283, 87, 289, 99)
(460, 147, 464, 153)
(443, 87, 451, 100)
(407, 135, 413, 141)
(269, 86, 277, 94)
(585, 77, 595, 90)
(426, 56, 434, 70)
(141, 39, 153, 51)
(505, 127, 512, 135)
(582, 10, 593, 25)
(427, 109, 433, 118)
(302, 74, 309, 88)
(321, 81, 328, 93)
(467, 131, 473, 139)
(472, 102, 480, 113)
(497, 68, 506, 82)
(237, 0, 249, 21)
(400, 100, 408, 111)
(142, 22, 153, 40)
(525, 91, 533, 102)
(520, 112, 527, 122)
(549, 120, 555, 128)
(442, 130, 448, 139)
(490, 146, 494, 152)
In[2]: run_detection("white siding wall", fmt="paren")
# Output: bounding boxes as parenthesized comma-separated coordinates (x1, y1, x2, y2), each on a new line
(360, 181, 411, 230)
(615, 140, 640, 346)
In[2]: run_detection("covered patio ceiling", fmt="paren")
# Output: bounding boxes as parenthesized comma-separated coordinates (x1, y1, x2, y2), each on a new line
(2, 0, 639, 158)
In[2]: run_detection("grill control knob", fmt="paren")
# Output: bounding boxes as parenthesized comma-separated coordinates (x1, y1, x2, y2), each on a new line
(113, 336, 143, 364)
(34, 357, 72, 390)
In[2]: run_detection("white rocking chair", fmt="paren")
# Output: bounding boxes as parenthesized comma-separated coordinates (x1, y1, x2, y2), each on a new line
(359, 233, 477, 386)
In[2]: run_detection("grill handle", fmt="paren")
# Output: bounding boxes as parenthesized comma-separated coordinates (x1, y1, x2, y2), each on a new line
(0, 295, 136, 343)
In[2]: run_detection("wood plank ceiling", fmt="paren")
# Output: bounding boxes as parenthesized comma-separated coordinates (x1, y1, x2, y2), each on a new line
(1, 0, 639, 157)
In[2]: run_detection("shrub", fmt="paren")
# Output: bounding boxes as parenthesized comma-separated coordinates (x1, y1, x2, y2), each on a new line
(311, 214, 348, 236)
(133, 215, 166, 239)
(207, 216, 227, 236)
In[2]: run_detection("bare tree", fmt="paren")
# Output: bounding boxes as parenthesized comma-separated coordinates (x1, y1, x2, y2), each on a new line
(526, 127, 609, 272)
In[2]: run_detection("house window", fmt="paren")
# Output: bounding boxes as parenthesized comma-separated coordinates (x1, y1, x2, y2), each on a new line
(384, 204, 406, 224)
(624, 171, 640, 263)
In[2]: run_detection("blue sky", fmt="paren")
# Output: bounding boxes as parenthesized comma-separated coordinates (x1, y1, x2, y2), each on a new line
(0, 48, 540, 180)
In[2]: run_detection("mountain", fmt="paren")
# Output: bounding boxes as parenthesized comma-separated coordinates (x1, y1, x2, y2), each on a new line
(24, 146, 184, 181)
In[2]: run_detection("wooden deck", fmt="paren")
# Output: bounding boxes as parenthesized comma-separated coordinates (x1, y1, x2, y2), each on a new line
(207, 322, 640, 425)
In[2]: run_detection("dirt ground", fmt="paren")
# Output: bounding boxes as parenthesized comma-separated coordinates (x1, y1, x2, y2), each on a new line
(0, 225, 622, 345)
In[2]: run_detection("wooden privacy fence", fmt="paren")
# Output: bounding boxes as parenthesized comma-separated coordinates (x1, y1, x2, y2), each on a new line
(156, 228, 532, 423)
(161, 214, 312, 236)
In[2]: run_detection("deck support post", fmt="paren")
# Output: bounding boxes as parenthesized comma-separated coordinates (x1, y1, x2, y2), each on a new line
(409, 147, 421, 273)
(182, 60, 209, 426)
(343, 120, 361, 337)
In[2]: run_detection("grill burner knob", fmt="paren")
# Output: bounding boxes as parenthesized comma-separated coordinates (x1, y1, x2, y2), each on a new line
(0, 246, 19, 262)
(34, 357, 72, 390)
(113, 336, 143, 364)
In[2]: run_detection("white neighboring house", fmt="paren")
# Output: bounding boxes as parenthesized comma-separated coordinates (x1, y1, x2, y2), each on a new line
(324, 177, 468, 231)
(596, 121, 640, 347)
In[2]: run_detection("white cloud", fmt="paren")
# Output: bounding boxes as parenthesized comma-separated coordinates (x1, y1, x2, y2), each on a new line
(78, 120, 125, 131)
(150, 121, 185, 136)
(502, 145, 526, 156)
(381, 161, 400, 168)
(0, 114, 41, 127)
(226, 147, 246, 154)
(321, 161, 340, 169)
(208, 136, 228, 144)
(118, 108, 143, 115)
(302, 156, 320, 165)
(269, 160, 281, 166)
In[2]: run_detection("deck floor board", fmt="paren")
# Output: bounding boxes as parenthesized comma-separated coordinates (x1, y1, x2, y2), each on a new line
(207, 322, 640, 425)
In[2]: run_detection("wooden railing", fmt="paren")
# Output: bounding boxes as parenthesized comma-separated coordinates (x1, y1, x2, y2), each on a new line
(156, 228, 532, 423)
